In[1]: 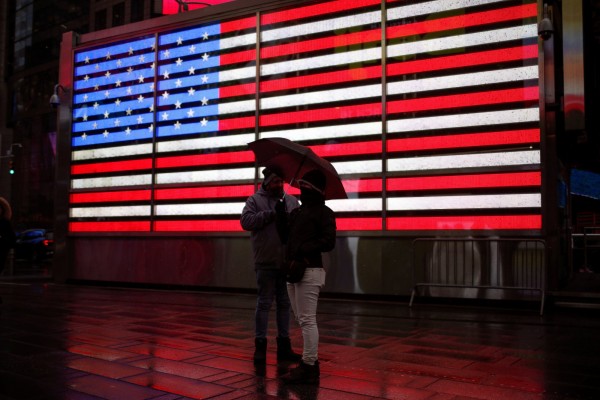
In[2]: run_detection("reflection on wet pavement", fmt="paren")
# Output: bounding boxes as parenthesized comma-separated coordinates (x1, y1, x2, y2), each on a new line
(1, 282, 600, 399)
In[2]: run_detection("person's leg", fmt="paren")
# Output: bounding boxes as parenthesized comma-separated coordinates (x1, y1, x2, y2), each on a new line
(294, 268, 325, 365)
(254, 269, 276, 363)
(276, 272, 301, 361)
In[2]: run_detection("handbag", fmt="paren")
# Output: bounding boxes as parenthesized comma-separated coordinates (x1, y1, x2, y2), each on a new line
(282, 259, 310, 283)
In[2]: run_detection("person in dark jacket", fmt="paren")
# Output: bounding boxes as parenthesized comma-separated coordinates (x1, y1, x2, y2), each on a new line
(277, 169, 336, 384)
(240, 167, 301, 364)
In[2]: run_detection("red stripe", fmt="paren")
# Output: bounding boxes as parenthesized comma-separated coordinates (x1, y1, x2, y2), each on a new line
(220, 16, 256, 33)
(311, 141, 382, 157)
(386, 215, 542, 230)
(155, 185, 255, 200)
(261, 0, 381, 25)
(388, 4, 537, 40)
(220, 49, 256, 66)
(69, 221, 151, 232)
(156, 150, 254, 169)
(388, 87, 539, 114)
(386, 172, 541, 192)
(154, 220, 243, 232)
(220, 82, 256, 98)
(71, 158, 152, 175)
(70, 190, 152, 203)
(261, 29, 381, 59)
(218, 116, 255, 130)
(260, 103, 382, 127)
(261, 66, 382, 93)
(337, 217, 383, 231)
(387, 45, 538, 76)
(287, 178, 383, 195)
(387, 129, 540, 152)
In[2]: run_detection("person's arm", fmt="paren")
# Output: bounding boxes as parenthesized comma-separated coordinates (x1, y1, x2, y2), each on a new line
(299, 207, 336, 254)
(240, 197, 275, 231)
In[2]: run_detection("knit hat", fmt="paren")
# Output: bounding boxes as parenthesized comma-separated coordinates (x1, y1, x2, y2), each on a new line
(299, 169, 326, 193)
(262, 166, 283, 186)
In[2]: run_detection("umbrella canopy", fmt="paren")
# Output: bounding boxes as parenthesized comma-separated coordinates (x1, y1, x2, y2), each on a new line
(248, 137, 347, 200)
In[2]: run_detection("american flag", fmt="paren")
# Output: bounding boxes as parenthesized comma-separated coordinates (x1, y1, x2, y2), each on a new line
(68, 0, 541, 233)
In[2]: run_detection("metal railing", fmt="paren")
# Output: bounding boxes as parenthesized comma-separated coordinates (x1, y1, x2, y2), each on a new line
(410, 238, 546, 315)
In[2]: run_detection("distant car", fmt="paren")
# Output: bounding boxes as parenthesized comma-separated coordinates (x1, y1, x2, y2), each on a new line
(14, 229, 54, 261)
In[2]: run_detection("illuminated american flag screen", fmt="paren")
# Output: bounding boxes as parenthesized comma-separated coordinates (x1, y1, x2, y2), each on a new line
(69, 0, 541, 233)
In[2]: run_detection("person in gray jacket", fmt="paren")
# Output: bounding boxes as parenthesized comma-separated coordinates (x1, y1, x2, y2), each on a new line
(240, 167, 301, 364)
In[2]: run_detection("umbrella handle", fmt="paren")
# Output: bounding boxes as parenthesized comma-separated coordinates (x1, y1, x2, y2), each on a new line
(289, 153, 307, 186)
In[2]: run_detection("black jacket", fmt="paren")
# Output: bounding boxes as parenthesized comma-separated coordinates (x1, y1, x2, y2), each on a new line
(278, 195, 336, 268)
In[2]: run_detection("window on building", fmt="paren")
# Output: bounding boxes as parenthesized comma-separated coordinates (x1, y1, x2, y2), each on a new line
(112, 2, 125, 27)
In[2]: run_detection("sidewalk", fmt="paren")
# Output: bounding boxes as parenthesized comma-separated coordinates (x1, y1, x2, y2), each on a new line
(1, 280, 599, 400)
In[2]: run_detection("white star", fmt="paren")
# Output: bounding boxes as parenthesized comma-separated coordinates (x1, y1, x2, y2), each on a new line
(149, 83, 155, 91)
(137, 95, 144, 102)
(162, 112, 169, 121)
(126, 87, 133, 95)
(127, 67, 134, 74)
(138, 75, 145, 83)
(151, 41, 156, 50)
(94, 84, 100, 90)
(128, 47, 134, 55)
(105, 71, 111, 79)
(163, 70, 170, 79)
(125, 127, 131, 135)
(202, 32, 209, 40)
(175, 100, 182, 109)
(126, 108, 133, 115)
(115, 80, 122, 87)
(114, 119, 121, 126)
(162, 91, 169, 99)
(189, 45, 196, 53)
(115, 99, 121, 106)
(103, 130, 109, 137)
(149, 104, 154, 112)
(81, 133, 87, 140)
(106, 51, 111, 60)
(104, 90, 110, 98)
(201, 53, 209, 61)
(104, 110, 110, 118)
(174, 121, 182, 129)
(116, 59, 122, 67)
(200, 118, 208, 126)
(187, 109, 195, 118)
(83, 114, 88, 121)
(188, 66, 196, 75)
(93, 102, 99, 109)
(177, 37, 183, 45)
(84, 56, 90, 64)
(175, 58, 183, 66)
(137, 115, 144, 124)
(83, 94, 88, 101)
(148, 124, 154, 132)
(201, 75, 209, 83)
(139, 54, 145, 63)
(163, 49, 170, 58)
(201, 96, 209, 106)
(188, 87, 196, 96)
(84, 75, 90, 81)
(175, 79, 183, 87)
(92, 122, 98, 129)
(150, 62, 155, 70)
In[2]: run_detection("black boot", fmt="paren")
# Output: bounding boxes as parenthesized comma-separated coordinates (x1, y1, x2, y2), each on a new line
(281, 360, 320, 384)
(254, 337, 267, 364)
(277, 337, 301, 362)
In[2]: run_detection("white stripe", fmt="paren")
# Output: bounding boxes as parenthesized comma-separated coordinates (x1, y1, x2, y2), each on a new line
(156, 167, 255, 184)
(71, 174, 152, 189)
(387, 150, 540, 172)
(260, 122, 381, 142)
(157, 133, 255, 153)
(220, 33, 256, 50)
(387, 108, 540, 133)
(155, 202, 245, 216)
(387, 194, 541, 211)
(219, 66, 256, 82)
(387, 67, 539, 96)
(388, 0, 507, 21)
(262, 84, 381, 110)
(261, 47, 381, 77)
(72, 143, 153, 161)
(262, 11, 381, 42)
(70, 206, 151, 218)
(327, 198, 382, 213)
(333, 160, 382, 175)
(387, 25, 537, 59)
(219, 99, 256, 114)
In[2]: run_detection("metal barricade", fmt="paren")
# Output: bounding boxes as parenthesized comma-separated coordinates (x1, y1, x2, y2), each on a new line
(410, 238, 546, 315)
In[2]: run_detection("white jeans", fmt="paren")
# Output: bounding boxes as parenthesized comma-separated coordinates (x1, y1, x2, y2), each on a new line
(287, 268, 326, 365)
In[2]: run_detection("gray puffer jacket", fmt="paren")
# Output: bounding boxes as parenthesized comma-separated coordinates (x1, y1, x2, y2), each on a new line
(240, 186, 299, 269)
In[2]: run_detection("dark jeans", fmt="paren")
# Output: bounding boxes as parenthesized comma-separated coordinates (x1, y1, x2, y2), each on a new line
(255, 268, 291, 339)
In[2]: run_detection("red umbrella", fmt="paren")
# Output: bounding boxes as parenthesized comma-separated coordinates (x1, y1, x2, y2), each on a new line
(248, 137, 347, 200)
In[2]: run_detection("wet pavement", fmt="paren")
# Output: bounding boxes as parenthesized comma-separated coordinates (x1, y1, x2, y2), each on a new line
(1, 280, 600, 400)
